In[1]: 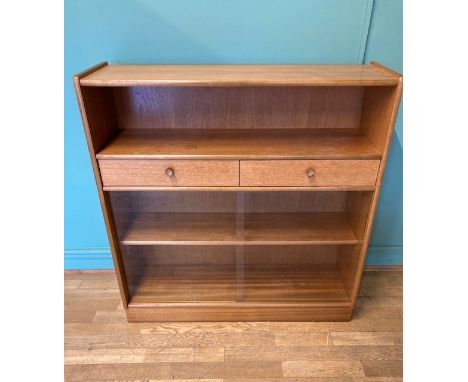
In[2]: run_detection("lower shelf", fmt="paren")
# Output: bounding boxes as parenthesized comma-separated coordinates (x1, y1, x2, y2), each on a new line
(129, 264, 349, 303)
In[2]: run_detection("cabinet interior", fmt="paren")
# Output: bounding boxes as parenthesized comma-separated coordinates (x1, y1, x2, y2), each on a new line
(110, 190, 372, 305)
(81, 85, 398, 159)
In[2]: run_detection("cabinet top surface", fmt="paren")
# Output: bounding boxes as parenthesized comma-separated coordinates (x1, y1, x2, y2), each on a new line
(79, 64, 400, 87)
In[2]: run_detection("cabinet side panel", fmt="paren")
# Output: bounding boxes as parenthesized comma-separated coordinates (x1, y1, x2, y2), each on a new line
(349, 76, 403, 305)
(360, 85, 400, 152)
(80, 87, 120, 152)
(73, 69, 129, 307)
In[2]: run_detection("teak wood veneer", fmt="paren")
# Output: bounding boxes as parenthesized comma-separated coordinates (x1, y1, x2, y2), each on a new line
(74, 62, 402, 322)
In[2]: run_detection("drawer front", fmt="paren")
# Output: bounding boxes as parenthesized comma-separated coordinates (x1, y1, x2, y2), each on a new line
(99, 160, 239, 187)
(240, 160, 379, 187)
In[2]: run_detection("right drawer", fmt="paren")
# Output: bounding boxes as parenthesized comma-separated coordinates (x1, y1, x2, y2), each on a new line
(240, 160, 380, 187)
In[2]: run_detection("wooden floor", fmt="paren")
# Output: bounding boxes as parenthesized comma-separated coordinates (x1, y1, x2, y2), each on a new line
(65, 270, 403, 381)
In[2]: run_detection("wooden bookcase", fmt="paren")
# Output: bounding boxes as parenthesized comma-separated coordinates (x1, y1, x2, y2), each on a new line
(74, 62, 402, 322)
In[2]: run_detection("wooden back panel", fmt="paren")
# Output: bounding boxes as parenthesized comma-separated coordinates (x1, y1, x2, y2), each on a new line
(113, 86, 364, 130)
(110, 191, 348, 213)
(122, 245, 339, 291)
(122, 245, 338, 267)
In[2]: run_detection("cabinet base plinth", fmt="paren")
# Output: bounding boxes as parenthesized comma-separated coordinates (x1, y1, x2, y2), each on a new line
(126, 304, 352, 322)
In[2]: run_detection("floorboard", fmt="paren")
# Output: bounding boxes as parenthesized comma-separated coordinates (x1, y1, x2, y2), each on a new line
(64, 270, 403, 381)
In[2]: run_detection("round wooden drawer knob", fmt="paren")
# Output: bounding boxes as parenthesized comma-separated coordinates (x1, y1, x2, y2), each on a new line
(306, 168, 315, 178)
(165, 167, 175, 177)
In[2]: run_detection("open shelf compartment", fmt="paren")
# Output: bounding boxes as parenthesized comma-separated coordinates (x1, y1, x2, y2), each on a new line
(111, 190, 372, 307)
(90, 84, 397, 162)
(122, 245, 353, 305)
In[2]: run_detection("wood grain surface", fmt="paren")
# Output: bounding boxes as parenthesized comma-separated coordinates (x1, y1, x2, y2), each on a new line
(124, 265, 349, 304)
(79, 64, 399, 86)
(117, 212, 358, 245)
(112, 86, 365, 130)
(110, 190, 349, 213)
(99, 159, 239, 187)
(240, 160, 379, 187)
(96, 129, 381, 160)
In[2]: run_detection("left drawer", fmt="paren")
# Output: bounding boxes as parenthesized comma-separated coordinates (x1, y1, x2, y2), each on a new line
(98, 159, 239, 187)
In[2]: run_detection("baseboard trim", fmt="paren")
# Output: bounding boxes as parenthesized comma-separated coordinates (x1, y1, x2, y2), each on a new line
(64, 267, 402, 274)
(64, 247, 113, 270)
(64, 245, 402, 270)
(365, 265, 403, 271)
(365, 246, 403, 266)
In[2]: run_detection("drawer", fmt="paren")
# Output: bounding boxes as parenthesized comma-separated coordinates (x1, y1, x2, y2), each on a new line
(99, 160, 239, 187)
(240, 160, 379, 187)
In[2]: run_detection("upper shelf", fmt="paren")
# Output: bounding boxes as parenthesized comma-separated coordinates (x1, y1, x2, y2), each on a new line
(79, 64, 400, 87)
(96, 129, 381, 160)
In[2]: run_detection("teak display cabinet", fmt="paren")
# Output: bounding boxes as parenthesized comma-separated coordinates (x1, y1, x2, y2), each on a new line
(74, 62, 402, 322)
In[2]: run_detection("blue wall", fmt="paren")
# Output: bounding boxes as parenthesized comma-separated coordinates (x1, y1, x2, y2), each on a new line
(65, 0, 402, 269)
